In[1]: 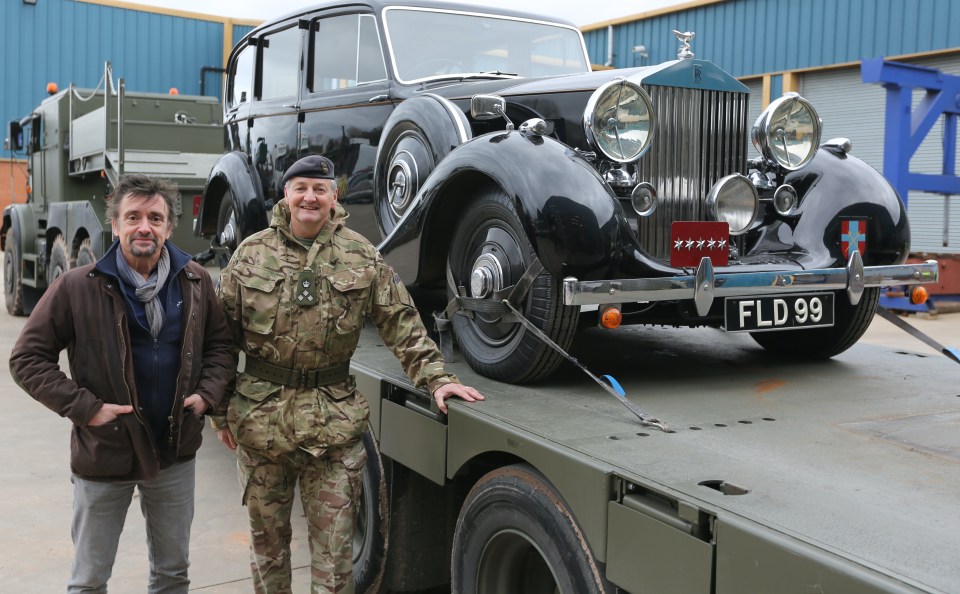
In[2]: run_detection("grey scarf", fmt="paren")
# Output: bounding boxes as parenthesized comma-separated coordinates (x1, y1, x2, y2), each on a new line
(115, 245, 170, 338)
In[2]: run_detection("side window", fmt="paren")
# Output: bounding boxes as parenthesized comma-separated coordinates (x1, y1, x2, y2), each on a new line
(229, 44, 254, 108)
(357, 15, 387, 83)
(312, 14, 385, 92)
(259, 26, 301, 101)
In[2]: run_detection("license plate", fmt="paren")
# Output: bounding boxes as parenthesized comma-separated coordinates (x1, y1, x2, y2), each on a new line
(724, 293, 835, 332)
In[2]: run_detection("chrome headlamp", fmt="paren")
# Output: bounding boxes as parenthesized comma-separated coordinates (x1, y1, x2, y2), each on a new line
(583, 79, 655, 163)
(707, 174, 759, 235)
(752, 92, 821, 170)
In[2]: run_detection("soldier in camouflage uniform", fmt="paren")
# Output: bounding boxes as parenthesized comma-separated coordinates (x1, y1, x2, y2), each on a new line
(211, 155, 483, 594)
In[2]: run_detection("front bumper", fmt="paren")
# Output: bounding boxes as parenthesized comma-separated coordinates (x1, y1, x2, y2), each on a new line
(562, 253, 939, 316)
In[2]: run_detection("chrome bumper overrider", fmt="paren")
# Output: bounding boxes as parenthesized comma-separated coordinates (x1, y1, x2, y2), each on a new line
(562, 253, 939, 316)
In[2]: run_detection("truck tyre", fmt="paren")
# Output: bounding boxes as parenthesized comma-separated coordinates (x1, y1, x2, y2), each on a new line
(451, 464, 612, 594)
(48, 235, 70, 285)
(75, 239, 97, 268)
(353, 427, 388, 594)
(448, 189, 577, 383)
(4, 228, 25, 316)
(216, 190, 239, 268)
(750, 287, 880, 358)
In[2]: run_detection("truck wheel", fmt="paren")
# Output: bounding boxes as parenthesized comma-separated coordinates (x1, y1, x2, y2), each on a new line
(353, 427, 388, 594)
(750, 287, 880, 358)
(48, 235, 70, 285)
(452, 464, 612, 594)
(75, 239, 97, 268)
(216, 190, 239, 268)
(448, 189, 577, 383)
(4, 228, 25, 316)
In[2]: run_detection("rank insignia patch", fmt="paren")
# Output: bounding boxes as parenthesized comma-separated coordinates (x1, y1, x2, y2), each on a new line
(296, 271, 319, 306)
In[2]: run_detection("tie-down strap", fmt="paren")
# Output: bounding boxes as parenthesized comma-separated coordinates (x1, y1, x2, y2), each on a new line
(433, 257, 544, 362)
(432, 258, 668, 431)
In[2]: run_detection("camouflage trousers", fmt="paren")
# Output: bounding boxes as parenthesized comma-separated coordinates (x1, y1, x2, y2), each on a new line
(237, 441, 366, 594)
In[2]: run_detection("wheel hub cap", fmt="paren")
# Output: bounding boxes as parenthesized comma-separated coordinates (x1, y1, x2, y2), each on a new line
(219, 209, 237, 247)
(470, 254, 503, 298)
(388, 150, 417, 216)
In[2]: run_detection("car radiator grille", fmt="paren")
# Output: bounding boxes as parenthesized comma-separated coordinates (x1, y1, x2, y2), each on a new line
(634, 84, 750, 262)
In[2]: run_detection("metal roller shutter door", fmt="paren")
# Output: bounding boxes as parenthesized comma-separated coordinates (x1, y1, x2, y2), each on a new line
(744, 78, 764, 159)
(799, 58, 960, 254)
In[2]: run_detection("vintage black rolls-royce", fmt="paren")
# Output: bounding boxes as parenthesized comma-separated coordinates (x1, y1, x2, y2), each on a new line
(196, 0, 938, 384)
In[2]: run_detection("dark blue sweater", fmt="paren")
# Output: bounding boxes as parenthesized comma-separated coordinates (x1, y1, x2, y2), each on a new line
(97, 241, 189, 460)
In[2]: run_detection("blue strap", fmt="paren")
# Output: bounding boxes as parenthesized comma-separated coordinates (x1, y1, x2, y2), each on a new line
(600, 374, 626, 397)
(945, 347, 960, 364)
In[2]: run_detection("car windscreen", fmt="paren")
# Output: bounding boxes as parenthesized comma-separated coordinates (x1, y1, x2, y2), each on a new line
(383, 8, 590, 83)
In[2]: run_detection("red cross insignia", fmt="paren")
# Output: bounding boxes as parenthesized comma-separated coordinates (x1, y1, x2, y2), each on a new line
(841, 219, 867, 259)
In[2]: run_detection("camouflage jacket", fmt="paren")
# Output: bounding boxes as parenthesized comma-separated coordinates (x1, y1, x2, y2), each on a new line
(212, 200, 457, 457)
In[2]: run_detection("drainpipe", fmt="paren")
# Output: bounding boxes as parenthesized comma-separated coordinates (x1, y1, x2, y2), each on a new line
(606, 25, 614, 67)
(200, 66, 227, 96)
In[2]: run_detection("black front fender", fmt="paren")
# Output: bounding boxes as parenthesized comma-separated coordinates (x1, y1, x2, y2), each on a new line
(197, 151, 268, 239)
(751, 148, 909, 268)
(378, 131, 626, 285)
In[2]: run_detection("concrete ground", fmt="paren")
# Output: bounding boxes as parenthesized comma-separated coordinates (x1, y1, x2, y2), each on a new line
(0, 258, 957, 592)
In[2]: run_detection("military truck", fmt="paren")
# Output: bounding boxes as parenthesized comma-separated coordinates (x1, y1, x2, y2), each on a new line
(2, 62, 222, 315)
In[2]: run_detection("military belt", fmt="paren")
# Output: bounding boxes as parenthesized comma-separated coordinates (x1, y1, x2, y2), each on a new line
(244, 358, 350, 388)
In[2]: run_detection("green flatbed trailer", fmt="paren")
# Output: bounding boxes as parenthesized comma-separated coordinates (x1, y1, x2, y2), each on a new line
(348, 322, 960, 594)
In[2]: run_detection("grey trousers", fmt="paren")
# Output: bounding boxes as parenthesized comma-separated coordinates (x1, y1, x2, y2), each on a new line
(67, 458, 196, 594)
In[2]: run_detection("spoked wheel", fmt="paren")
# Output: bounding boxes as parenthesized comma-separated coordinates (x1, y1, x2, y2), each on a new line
(4, 228, 24, 316)
(452, 465, 612, 594)
(216, 190, 239, 268)
(750, 287, 880, 358)
(75, 239, 97, 268)
(48, 235, 70, 285)
(448, 188, 577, 383)
(352, 428, 388, 594)
(374, 95, 470, 238)
(379, 126, 432, 234)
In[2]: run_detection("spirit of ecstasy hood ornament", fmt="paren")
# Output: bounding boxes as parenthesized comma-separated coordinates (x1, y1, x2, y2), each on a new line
(673, 30, 695, 60)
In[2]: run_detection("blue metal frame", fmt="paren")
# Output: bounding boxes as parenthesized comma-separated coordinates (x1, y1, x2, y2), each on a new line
(861, 58, 960, 311)
(861, 57, 960, 206)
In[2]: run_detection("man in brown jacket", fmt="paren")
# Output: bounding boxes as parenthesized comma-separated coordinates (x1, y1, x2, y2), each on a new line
(9, 174, 234, 594)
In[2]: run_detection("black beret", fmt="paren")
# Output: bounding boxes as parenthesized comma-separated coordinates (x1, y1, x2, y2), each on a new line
(281, 155, 335, 185)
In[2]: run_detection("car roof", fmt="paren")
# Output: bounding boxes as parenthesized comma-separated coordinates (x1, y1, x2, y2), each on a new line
(246, 0, 578, 37)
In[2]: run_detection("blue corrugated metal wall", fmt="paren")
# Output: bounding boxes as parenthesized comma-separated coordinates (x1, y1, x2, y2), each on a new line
(201, 24, 256, 98)
(2, 0, 241, 134)
(583, 0, 960, 76)
(234, 24, 255, 43)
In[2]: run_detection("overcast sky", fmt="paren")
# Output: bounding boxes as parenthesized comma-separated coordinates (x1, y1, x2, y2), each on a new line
(127, 0, 680, 26)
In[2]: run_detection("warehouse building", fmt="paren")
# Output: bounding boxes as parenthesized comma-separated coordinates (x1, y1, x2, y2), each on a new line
(3, 0, 958, 259)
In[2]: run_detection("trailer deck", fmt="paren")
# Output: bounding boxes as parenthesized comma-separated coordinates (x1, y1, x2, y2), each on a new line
(352, 322, 960, 593)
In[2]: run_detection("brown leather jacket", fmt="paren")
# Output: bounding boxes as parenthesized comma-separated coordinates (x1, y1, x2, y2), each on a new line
(10, 251, 234, 481)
